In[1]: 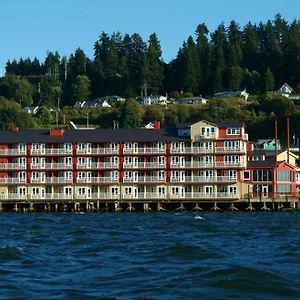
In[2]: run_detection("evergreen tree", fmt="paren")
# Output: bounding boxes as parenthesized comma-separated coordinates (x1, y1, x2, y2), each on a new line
(144, 33, 164, 95)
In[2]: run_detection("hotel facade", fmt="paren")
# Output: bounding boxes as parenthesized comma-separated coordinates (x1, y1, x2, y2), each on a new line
(0, 120, 297, 203)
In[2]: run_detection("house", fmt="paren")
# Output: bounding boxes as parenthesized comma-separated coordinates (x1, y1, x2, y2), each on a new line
(255, 139, 281, 151)
(214, 89, 249, 101)
(73, 101, 86, 109)
(277, 83, 293, 97)
(140, 95, 167, 105)
(173, 97, 207, 105)
(22, 106, 39, 114)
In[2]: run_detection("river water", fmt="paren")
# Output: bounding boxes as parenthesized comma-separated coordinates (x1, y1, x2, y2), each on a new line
(0, 212, 299, 299)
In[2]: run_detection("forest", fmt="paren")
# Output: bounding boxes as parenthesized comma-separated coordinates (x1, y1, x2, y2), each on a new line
(1, 14, 300, 143)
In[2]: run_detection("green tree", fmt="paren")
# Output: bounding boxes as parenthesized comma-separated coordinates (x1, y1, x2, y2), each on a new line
(144, 33, 164, 95)
(0, 74, 34, 107)
(120, 99, 143, 128)
(71, 75, 91, 104)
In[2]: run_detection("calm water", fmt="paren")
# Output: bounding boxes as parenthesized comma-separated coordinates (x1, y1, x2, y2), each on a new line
(0, 212, 299, 300)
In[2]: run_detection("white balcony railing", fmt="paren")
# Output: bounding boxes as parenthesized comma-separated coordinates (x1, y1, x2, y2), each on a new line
(0, 178, 26, 184)
(123, 147, 166, 155)
(31, 149, 73, 155)
(123, 176, 166, 183)
(77, 162, 119, 169)
(77, 148, 119, 155)
(0, 163, 26, 170)
(30, 163, 73, 170)
(0, 149, 26, 156)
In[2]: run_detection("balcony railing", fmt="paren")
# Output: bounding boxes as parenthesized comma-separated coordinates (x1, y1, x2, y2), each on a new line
(123, 147, 166, 154)
(0, 178, 26, 184)
(170, 147, 192, 154)
(31, 149, 73, 155)
(123, 176, 166, 183)
(123, 162, 166, 169)
(76, 177, 119, 184)
(77, 148, 119, 155)
(30, 163, 73, 170)
(77, 162, 119, 169)
(0, 163, 26, 170)
(0, 191, 239, 201)
(0, 149, 26, 156)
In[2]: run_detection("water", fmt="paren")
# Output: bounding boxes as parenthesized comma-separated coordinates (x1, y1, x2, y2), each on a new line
(0, 212, 300, 299)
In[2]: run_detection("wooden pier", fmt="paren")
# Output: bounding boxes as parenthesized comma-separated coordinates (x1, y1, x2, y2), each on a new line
(0, 197, 299, 212)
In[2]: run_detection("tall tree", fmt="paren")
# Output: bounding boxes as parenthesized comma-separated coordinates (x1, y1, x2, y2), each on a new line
(144, 33, 164, 95)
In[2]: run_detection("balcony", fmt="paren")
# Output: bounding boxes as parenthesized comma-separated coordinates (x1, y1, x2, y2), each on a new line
(0, 149, 26, 156)
(77, 148, 119, 155)
(77, 162, 119, 170)
(193, 147, 214, 154)
(123, 162, 166, 169)
(170, 162, 192, 169)
(30, 163, 73, 170)
(123, 176, 166, 183)
(215, 147, 246, 154)
(0, 163, 26, 170)
(170, 147, 192, 154)
(123, 147, 166, 155)
(0, 178, 26, 184)
(31, 149, 73, 155)
(30, 177, 73, 184)
(76, 177, 119, 184)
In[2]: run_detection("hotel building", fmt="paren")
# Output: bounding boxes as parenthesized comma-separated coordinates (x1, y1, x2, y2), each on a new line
(0, 120, 254, 202)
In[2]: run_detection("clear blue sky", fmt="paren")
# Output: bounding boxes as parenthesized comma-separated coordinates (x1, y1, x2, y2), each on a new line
(0, 0, 299, 75)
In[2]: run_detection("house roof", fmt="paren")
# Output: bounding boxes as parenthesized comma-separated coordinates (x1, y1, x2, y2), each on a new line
(0, 128, 190, 144)
(216, 121, 244, 128)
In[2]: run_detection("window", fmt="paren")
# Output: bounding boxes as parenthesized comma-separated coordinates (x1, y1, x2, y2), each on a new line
(111, 156, 119, 165)
(19, 144, 26, 152)
(158, 156, 165, 165)
(124, 143, 132, 151)
(125, 187, 132, 195)
(224, 141, 240, 149)
(224, 155, 239, 164)
(158, 186, 165, 195)
(158, 170, 165, 179)
(19, 157, 26, 166)
(229, 186, 237, 194)
(78, 157, 85, 166)
(201, 127, 215, 137)
(78, 172, 86, 180)
(78, 187, 86, 195)
(65, 171, 72, 180)
(158, 142, 165, 150)
(124, 171, 132, 180)
(171, 156, 179, 164)
(253, 170, 273, 182)
(229, 170, 237, 179)
(65, 143, 72, 152)
(31, 143, 40, 151)
(111, 171, 119, 179)
(65, 157, 72, 166)
(78, 143, 85, 151)
(111, 143, 118, 151)
(111, 187, 119, 195)
(227, 128, 240, 135)
(277, 170, 291, 182)
(243, 170, 250, 180)
(124, 156, 132, 165)
(65, 187, 72, 196)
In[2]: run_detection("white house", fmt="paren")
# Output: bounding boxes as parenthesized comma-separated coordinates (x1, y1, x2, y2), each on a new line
(140, 95, 167, 105)
(22, 106, 39, 114)
(277, 83, 293, 97)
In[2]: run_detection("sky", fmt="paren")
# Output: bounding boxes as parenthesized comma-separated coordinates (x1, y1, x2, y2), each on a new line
(1, 0, 300, 75)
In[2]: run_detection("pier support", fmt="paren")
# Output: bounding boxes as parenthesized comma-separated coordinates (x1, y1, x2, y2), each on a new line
(143, 203, 152, 212)
(127, 202, 135, 212)
(0, 202, 3, 212)
(246, 201, 255, 211)
(210, 202, 221, 211)
(13, 203, 18, 212)
(227, 202, 238, 211)
(96, 200, 100, 211)
(260, 202, 270, 211)
(29, 203, 34, 212)
(192, 202, 203, 211)
(114, 201, 121, 212)
(157, 202, 167, 212)
(175, 202, 185, 212)
(55, 203, 58, 212)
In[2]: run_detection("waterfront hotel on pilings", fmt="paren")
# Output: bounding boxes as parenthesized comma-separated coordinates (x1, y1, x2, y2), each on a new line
(0, 120, 298, 205)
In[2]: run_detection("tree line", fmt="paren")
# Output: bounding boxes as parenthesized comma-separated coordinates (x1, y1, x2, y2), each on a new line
(2, 14, 300, 108)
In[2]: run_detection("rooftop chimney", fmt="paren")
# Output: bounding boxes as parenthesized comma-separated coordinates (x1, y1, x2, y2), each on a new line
(153, 120, 160, 130)
(11, 127, 19, 133)
(50, 129, 65, 137)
